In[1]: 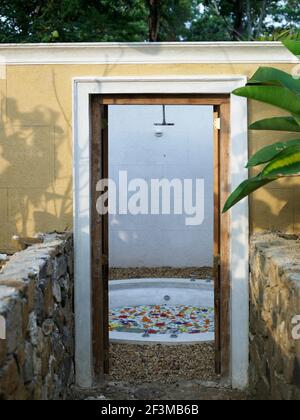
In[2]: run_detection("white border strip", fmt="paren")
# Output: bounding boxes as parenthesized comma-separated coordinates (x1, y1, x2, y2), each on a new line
(73, 76, 249, 389)
(1, 42, 297, 65)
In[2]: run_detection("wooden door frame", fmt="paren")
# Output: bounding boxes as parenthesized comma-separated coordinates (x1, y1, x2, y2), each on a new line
(91, 98, 109, 381)
(90, 94, 231, 381)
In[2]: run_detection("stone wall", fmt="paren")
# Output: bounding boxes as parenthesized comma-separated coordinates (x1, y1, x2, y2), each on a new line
(0, 233, 74, 400)
(250, 233, 300, 400)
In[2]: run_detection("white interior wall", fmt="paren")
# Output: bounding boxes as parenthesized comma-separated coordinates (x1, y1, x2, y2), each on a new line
(109, 105, 214, 268)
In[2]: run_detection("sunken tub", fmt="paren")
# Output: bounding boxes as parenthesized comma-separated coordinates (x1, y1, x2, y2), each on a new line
(109, 278, 217, 383)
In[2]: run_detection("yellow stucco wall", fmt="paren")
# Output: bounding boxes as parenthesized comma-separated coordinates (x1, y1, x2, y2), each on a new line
(0, 61, 298, 252)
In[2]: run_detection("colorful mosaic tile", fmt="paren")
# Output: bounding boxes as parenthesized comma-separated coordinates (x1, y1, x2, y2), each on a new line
(109, 304, 214, 335)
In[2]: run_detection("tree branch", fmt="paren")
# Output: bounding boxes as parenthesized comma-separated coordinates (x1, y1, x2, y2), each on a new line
(255, 0, 267, 37)
(211, 0, 245, 41)
(146, 0, 160, 42)
(246, 0, 253, 40)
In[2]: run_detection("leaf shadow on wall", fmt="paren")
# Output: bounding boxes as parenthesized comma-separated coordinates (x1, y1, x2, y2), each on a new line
(0, 97, 73, 252)
(250, 183, 299, 234)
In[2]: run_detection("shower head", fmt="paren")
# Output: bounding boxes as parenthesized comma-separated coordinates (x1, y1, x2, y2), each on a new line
(154, 105, 175, 127)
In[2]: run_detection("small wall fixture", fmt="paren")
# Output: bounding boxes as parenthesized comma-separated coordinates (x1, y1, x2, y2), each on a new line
(154, 105, 175, 137)
(155, 126, 164, 138)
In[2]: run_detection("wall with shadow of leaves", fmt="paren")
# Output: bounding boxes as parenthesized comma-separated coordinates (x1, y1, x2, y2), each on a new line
(0, 59, 299, 253)
(249, 99, 300, 234)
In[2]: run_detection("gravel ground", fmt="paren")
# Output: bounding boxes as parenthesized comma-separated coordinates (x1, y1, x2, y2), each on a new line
(70, 380, 250, 400)
(109, 267, 213, 280)
(110, 342, 217, 384)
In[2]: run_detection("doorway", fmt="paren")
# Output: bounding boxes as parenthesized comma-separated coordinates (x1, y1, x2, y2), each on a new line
(73, 76, 249, 390)
(90, 94, 231, 383)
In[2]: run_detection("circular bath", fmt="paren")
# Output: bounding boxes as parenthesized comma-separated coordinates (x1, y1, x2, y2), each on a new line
(109, 278, 214, 343)
(109, 278, 216, 383)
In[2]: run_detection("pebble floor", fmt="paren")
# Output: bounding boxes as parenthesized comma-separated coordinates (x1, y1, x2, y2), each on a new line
(70, 380, 250, 400)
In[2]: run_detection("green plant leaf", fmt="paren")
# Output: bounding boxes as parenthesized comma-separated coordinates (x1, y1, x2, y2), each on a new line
(250, 116, 300, 132)
(293, 114, 300, 126)
(261, 144, 300, 177)
(223, 176, 274, 213)
(247, 139, 300, 167)
(233, 86, 300, 115)
(248, 67, 300, 94)
(51, 30, 60, 39)
(282, 40, 300, 57)
(227, 45, 300, 214)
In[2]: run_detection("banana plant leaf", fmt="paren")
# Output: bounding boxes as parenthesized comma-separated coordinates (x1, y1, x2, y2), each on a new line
(224, 40, 300, 214)
(283, 40, 300, 57)
(250, 116, 300, 132)
(248, 67, 300, 94)
(223, 144, 300, 212)
(261, 144, 300, 177)
(233, 86, 300, 115)
(294, 114, 300, 126)
(247, 139, 300, 167)
(222, 176, 274, 213)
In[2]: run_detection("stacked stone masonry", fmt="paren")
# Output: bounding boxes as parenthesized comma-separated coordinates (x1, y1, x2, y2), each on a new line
(250, 233, 300, 400)
(0, 233, 74, 400)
